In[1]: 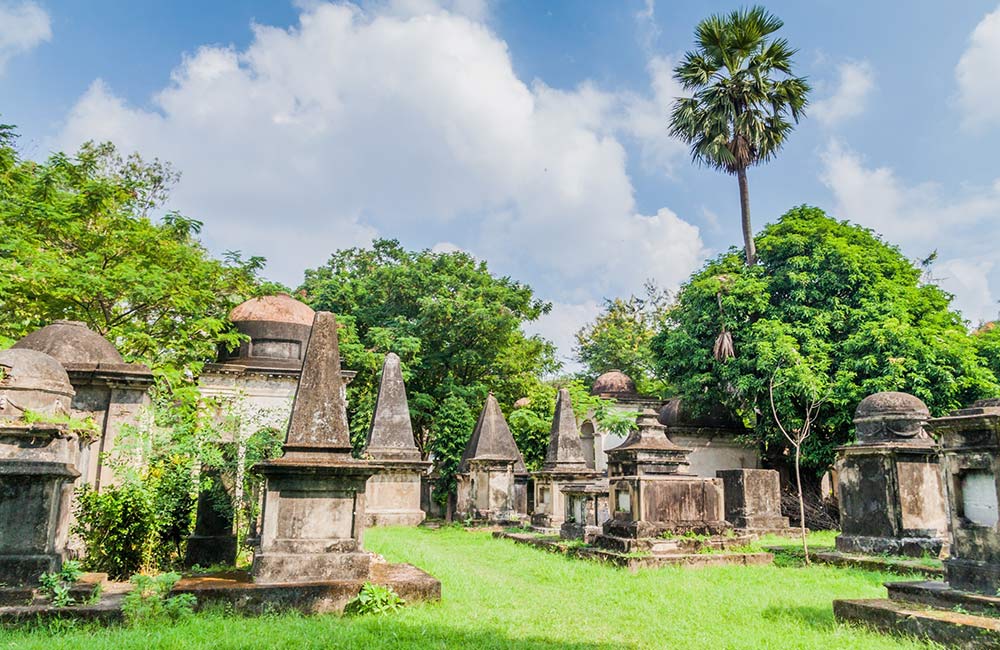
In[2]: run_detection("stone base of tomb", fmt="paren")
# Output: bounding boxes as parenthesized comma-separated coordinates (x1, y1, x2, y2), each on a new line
(559, 521, 602, 543)
(945, 558, 1000, 596)
(364, 462, 429, 528)
(834, 581, 1000, 648)
(594, 518, 730, 554)
(173, 561, 441, 615)
(252, 543, 374, 584)
(185, 534, 238, 568)
(836, 534, 945, 559)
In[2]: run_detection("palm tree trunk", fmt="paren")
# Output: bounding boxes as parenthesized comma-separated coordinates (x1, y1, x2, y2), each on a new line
(737, 166, 756, 265)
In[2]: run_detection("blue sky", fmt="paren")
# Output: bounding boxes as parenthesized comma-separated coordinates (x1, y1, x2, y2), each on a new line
(4, 0, 1000, 368)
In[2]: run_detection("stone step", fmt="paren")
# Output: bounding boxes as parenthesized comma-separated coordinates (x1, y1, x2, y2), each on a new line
(834, 598, 1000, 649)
(886, 580, 1000, 618)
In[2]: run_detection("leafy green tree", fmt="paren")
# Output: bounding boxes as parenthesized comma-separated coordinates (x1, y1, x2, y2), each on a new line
(670, 7, 810, 265)
(653, 206, 997, 473)
(574, 282, 671, 396)
(300, 240, 557, 474)
(973, 322, 1000, 379)
(0, 131, 277, 382)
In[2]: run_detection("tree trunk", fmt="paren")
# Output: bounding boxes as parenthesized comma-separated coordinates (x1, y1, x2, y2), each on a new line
(736, 166, 756, 266)
(794, 444, 809, 565)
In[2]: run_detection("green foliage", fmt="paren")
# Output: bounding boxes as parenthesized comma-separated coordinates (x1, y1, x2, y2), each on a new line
(0, 133, 279, 376)
(20, 410, 99, 441)
(428, 394, 477, 505)
(670, 7, 810, 174)
(343, 583, 405, 617)
(38, 560, 84, 607)
(653, 206, 998, 472)
(121, 573, 196, 625)
(574, 282, 672, 396)
(73, 484, 158, 580)
(973, 323, 1000, 379)
(507, 379, 637, 472)
(300, 239, 556, 494)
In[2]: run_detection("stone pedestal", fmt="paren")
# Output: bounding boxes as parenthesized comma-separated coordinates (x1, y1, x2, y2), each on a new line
(0, 349, 80, 586)
(365, 465, 428, 527)
(718, 469, 790, 533)
(836, 392, 947, 558)
(596, 410, 729, 554)
(184, 471, 237, 568)
(560, 481, 610, 542)
(928, 399, 1000, 594)
(457, 459, 519, 523)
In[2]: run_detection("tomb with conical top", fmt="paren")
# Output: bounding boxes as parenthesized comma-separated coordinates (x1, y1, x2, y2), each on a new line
(531, 389, 601, 531)
(362, 353, 429, 526)
(456, 394, 529, 522)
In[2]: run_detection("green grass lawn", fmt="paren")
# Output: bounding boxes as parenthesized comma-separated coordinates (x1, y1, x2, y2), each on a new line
(0, 527, 938, 650)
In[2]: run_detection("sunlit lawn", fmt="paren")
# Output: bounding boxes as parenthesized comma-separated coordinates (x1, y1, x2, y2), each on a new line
(0, 527, 937, 649)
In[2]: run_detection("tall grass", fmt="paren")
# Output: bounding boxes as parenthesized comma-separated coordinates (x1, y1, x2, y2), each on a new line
(0, 527, 936, 649)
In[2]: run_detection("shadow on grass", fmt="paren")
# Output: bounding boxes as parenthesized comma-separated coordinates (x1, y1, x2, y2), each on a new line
(760, 604, 836, 632)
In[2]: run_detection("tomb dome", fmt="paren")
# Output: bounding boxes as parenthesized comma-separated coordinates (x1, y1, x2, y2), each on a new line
(0, 348, 74, 418)
(221, 293, 315, 368)
(229, 293, 314, 326)
(513, 397, 531, 409)
(591, 370, 637, 397)
(853, 391, 930, 443)
(657, 399, 736, 428)
(13, 320, 124, 366)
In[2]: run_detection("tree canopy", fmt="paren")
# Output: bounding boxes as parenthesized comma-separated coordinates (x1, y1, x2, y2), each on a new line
(0, 128, 276, 386)
(574, 282, 671, 397)
(653, 205, 997, 472)
(299, 240, 558, 493)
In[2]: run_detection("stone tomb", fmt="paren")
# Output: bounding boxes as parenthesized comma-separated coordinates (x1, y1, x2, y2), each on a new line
(0, 349, 80, 586)
(834, 398, 1000, 647)
(717, 469, 790, 534)
(595, 409, 729, 554)
(175, 311, 440, 613)
(531, 389, 601, 531)
(13, 320, 154, 493)
(456, 394, 528, 523)
(362, 353, 429, 527)
(559, 480, 610, 543)
(835, 392, 947, 557)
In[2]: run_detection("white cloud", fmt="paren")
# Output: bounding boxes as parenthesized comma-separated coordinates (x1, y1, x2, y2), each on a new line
(633, 0, 660, 54)
(522, 300, 601, 373)
(820, 138, 1000, 325)
(55, 1, 704, 360)
(0, 0, 51, 71)
(935, 258, 997, 326)
(956, 4, 1000, 129)
(811, 60, 874, 127)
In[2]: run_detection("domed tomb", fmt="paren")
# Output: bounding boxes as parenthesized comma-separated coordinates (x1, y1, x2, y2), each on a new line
(0, 348, 74, 419)
(0, 348, 80, 585)
(12, 320, 125, 369)
(657, 399, 738, 429)
(835, 391, 946, 557)
(853, 391, 931, 443)
(591, 370, 637, 398)
(222, 293, 315, 369)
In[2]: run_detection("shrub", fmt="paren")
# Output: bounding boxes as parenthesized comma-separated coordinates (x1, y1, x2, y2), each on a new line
(343, 583, 405, 616)
(122, 572, 196, 625)
(72, 483, 158, 580)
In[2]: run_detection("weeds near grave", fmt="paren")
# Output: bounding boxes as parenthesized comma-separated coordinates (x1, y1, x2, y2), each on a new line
(121, 572, 196, 625)
(38, 560, 84, 607)
(343, 583, 405, 617)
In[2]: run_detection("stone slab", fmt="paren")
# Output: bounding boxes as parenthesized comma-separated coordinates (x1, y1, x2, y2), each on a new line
(887, 580, 1000, 618)
(834, 598, 1000, 649)
(173, 562, 440, 615)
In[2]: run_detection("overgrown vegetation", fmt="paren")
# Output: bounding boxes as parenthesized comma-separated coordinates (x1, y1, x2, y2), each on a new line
(37, 561, 84, 608)
(0, 528, 937, 649)
(121, 573, 196, 625)
(343, 583, 405, 617)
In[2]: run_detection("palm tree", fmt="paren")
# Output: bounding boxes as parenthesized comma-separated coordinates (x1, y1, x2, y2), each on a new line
(670, 6, 810, 266)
